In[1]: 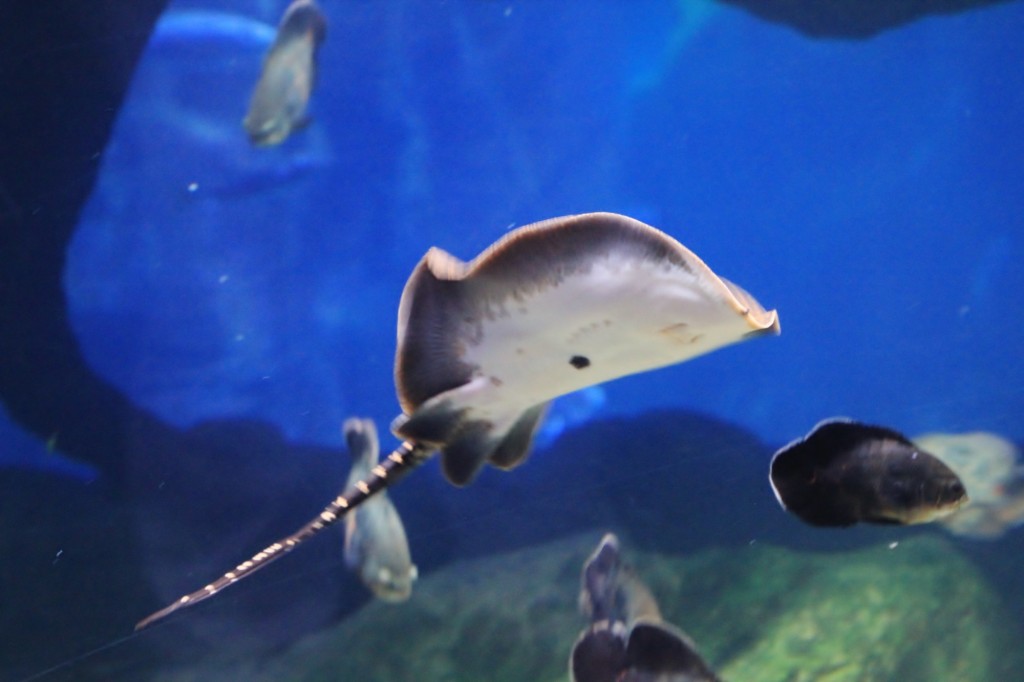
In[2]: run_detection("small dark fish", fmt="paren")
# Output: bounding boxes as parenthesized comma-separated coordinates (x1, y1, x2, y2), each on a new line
(342, 418, 417, 601)
(243, 0, 326, 146)
(571, 620, 721, 682)
(571, 534, 720, 682)
(770, 418, 969, 527)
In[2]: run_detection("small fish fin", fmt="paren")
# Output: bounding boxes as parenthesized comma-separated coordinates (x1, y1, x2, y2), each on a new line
(439, 421, 497, 486)
(343, 417, 380, 466)
(620, 571, 662, 625)
(626, 620, 718, 680)
(487, 403, 549, 470)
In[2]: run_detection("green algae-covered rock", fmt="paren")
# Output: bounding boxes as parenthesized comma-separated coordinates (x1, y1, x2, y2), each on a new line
(157, 532, 1023, 681)
(710, 537, 1024, 681)
(242, 537, 590, 682)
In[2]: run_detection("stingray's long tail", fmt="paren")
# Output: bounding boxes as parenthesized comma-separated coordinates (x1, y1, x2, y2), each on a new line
(135, 440, 433, 631)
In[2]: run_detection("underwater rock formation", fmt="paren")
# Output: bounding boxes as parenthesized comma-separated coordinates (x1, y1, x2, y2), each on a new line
(717, 0, 1017, 38)
(150, 532, 1024, 681)
(713, 536, 1024, 680)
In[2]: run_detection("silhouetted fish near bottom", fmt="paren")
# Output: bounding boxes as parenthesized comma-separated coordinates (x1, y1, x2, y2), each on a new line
(571, 620, 722, 682)
(571, 534, 720, 682)
(770, 418, 969, 527)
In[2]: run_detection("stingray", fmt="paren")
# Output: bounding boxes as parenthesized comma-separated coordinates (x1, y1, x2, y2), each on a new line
(135, 212, 779, 629)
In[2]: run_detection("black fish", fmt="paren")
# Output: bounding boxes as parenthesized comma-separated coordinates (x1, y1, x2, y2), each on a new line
(770, 418, 969, 527)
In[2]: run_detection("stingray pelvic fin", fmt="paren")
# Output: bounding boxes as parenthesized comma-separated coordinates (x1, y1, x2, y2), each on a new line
(134, 440, 432, 630)
(487, 403, 548, 470)
(392, 397, 549, 486)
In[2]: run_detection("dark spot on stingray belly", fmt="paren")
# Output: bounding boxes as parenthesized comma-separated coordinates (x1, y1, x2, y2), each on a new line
(570, 355, 591, 369)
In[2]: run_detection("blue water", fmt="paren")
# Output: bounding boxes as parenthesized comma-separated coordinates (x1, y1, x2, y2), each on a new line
(5, 1, 1024, 679)
(57, 0, 1024, 458)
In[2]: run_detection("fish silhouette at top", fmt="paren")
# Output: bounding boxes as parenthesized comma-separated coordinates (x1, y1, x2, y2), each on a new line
(242, 0, 326, 146)
(135, 212, 779, 630)
(341, 417, 417, 602)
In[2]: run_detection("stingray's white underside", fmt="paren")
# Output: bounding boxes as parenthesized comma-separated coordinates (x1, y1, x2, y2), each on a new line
(436, 254, 767, 433)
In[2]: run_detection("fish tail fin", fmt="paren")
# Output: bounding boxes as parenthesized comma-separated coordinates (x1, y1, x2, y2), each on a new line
(134, 440, 433, 631)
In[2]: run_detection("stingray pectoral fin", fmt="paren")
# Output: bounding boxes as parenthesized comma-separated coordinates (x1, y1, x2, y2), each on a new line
(487, 402, 549, 470)
(394, 247, 477, 414)
(720, 277, 781, 337)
